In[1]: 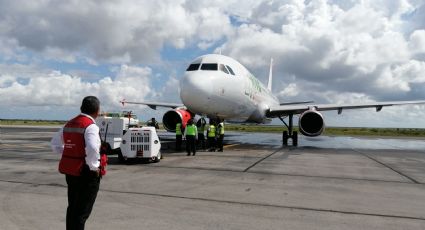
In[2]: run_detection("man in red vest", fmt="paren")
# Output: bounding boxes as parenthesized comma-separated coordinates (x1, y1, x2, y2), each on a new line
(51, 96, 102, 230)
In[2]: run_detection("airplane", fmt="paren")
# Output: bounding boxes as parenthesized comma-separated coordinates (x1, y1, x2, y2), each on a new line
(121, 53, 425, 146)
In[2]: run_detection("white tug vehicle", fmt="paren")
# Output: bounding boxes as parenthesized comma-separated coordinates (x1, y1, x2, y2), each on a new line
(96, 111, 161, 163)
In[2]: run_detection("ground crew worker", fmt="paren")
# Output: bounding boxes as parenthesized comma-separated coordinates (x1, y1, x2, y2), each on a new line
(183, 118, 198, 156)
(175, 122, 183, 151)
(207, 120, 216, 152)
(51, 96, 102, 230)
(147, 117, 159, 129)
(197, 117, 206, 150)
(217, 119, 225, 152)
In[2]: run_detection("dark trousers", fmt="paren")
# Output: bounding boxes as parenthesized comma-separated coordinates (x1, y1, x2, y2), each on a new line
(186, 135, 196, 155)
(208, 137, 216, 151)
(198, 133, 205, 149)
(65, 172, 100, 230)
(176, 134, 182, 151)
(217, 134, 224, 151)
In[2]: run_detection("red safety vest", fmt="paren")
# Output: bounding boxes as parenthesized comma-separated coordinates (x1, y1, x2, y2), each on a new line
(58, 115, 94, 176)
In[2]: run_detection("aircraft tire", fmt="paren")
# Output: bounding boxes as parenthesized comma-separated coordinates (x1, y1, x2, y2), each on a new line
(283, 131, 288, 145)
(293, 131, 298, 146)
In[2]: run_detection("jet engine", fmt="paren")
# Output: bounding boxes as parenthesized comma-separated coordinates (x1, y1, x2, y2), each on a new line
(162, 109, 194, 132)
(298, 109, 325, 137)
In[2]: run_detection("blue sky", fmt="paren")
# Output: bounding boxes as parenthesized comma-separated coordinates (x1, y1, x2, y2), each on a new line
(1, 0, 425, 127)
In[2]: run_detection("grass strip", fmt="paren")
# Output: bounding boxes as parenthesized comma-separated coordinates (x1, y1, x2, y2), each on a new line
(2, 119, 425, 137)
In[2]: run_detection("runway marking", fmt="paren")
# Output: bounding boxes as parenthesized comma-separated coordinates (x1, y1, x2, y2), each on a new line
(1, 152, 423, 186)
(0, 155, 58, 162)
(0, 179, 66, 188)
(223, 144, 239, 149)
(351, 148, 420, 184)
(243, 148, 283, 172)
(151, 153, 262, 159)
(101, 189, 425, 221)
(1, 179, 424, 221)
(145, 165, 420, 185)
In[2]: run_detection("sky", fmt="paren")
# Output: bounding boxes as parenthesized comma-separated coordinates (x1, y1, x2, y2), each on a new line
(1, 0, 425, 128)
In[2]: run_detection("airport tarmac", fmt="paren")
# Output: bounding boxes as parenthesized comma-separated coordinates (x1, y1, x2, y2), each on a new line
(1, 126, 425, 229)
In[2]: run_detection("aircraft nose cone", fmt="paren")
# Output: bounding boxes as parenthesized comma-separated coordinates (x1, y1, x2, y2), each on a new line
(180, 72, 212, 112)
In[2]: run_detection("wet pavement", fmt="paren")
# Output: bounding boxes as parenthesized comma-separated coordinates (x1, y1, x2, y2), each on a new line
(224, 131, 425, 150)
(1, 126, 425, 230)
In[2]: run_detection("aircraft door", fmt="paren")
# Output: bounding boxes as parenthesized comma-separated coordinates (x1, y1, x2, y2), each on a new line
(244, 76, 253, 101)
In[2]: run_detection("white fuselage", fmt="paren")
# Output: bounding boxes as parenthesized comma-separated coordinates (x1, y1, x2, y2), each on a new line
(180, 54, 279, 123)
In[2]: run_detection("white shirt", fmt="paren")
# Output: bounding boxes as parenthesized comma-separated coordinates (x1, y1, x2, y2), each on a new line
(51, 113, 101, 171)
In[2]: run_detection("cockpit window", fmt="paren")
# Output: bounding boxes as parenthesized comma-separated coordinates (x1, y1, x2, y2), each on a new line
(200, 63, 218, 71)
(226, 65, 235, 75)
(186, 63, 200, 71)
(219, 64, 229, 74)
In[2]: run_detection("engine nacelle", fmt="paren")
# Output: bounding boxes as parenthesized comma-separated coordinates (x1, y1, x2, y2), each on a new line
(162, 109, 194, 132)
(298, 110, 325, 137)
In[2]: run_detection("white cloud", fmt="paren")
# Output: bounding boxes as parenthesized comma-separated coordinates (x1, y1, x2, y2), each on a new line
(409, 30, 425, 54)
(193, 7, 232, 44)
(0, 0, 425, 127)
(278, 83, 299, 97)
(376, 60, 425, 92)
(154, 76, 181, 103)
(0, 0, 235, 64)
(0, 75, 16, 88)
(322, 105, 425, 128)
(0, 64, 152, 112)
(220, 0, 425, 103)
(42, 47, 77, 63)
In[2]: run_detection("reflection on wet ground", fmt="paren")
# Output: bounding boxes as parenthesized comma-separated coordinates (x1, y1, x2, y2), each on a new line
(2, 126, 425, 229)
(224, 131, 425, 151)
(2, 126, 424, 151)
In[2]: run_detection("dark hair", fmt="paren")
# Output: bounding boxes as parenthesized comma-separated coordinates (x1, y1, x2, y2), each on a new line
(80, 96, 100, 115)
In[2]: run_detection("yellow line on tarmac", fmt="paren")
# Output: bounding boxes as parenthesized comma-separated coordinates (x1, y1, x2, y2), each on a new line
(224, 144, 239, 149)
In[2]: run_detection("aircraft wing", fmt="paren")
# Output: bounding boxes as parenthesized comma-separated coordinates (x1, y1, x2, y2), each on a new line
(267, 100, 425, 117)
(120, 100, 184, 110)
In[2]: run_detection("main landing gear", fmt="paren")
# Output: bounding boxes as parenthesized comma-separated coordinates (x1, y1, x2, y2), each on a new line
(279, 114, 298, 146)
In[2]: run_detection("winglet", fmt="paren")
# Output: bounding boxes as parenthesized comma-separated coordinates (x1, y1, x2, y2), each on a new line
(267, 58, 273, 91)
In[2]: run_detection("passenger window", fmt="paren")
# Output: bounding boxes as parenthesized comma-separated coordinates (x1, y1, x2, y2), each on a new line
(219, 64, 229, 74)
(186, 63, 200, 71)
(200, 63, 218, 71)
(226, 65, 235, 75)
